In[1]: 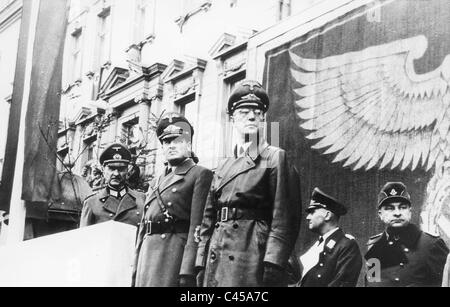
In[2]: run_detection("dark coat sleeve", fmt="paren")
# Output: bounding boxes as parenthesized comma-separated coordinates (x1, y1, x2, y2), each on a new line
(264, 149, 299, 267)
(180, 167, 213, 276)
(328, 240, 363, 287)
(195, 180, 217, 269)
(426, 237, 449, 286)
(79, 199, 94, 227)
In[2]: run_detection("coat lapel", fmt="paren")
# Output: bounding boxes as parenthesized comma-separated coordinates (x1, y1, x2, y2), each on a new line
(216, 141, 269, 191)
(145, 159, 196, 203)
(100, 189, 118, 214)
(216, 156, 255, 191)
(116, 191, 137, 217)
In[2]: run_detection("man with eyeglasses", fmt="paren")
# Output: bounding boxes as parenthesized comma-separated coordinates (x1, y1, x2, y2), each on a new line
(195, 80, 301, 287)
(365, 182, 449, 287)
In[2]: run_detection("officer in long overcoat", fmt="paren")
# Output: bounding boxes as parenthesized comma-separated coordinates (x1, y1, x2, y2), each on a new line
(195, 80, 301, 287)
(298, 188, 362, 287)
(365, 182, 449, 287)
(80, 143, 145, 227)
(134, 113, 213, 287)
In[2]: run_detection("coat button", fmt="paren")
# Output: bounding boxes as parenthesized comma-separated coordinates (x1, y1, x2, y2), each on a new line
(168, 202, 173, 207)
(109, 214, 114, 217)
(319, 263, 324, 267)
(172, 188, 177, 193)
(233, 224, 239, 229)
(404, 248, 409, 253)
(317, 275, 322, 278)
(145, 205, 149, 209)
(211, 252, 216, 260)
(229, 255, 235, 261)
(161, 234, 166, 239)
(215, 223, 220, 229)
(136, 212, 140, 215)
(399, 263, 404, 267)
(394, 277, 400, 282)
(388, 241, 394, 246)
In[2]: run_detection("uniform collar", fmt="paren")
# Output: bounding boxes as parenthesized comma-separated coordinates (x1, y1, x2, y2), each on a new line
(107, 186, 128, 199)
(385, 223, 422, 248)
(233, 140, 270, 161)
(173, 158, 196, 175)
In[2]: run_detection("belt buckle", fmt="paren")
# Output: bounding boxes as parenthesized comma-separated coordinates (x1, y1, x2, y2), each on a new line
(146, 221, 152, 235)
(220, 207, 229, 222)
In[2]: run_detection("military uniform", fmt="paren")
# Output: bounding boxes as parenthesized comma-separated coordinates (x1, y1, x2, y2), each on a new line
(80, 143, 145, 227)
(298, 188, 362, 287)
(365, 182, 449, 287)
(80, 187, 145, 227)
(365, 224, 449, 287)
(133, 114, 213, 287)
(195, 81, 301, 287)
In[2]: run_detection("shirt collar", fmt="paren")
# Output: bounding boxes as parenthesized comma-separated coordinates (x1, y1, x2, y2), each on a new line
(321, 227, 340, 242)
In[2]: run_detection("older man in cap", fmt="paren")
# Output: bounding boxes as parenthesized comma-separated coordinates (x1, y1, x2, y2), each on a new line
(195, 80, 301, 287)
(80, 143, 145, 227)
(297, 188, 362, 287)
(365, 182, 449, 287)
(134, 113, 213, 287)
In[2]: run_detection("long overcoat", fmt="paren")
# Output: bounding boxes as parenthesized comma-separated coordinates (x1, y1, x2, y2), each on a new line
(195, 141, 301, 287)
(80, 187, 145, 227)
(134, 158, 213, 287)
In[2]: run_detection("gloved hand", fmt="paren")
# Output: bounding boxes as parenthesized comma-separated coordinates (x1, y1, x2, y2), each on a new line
(179, 274, 196, 287)
(263, 262, 285, 287)
(196, 268, 205, 287)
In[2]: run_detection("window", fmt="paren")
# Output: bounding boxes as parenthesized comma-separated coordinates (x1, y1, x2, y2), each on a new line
(71, 28, 83, 81)
(277, 0, 291, 21)
(121, 118, 140, 149)
(95, 6, 111, 70)
(133, 0, 155, 45)
(224, 72, 246, 157)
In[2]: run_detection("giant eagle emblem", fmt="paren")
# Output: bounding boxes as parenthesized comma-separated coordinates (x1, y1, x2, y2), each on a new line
(290, 35, 450, 172)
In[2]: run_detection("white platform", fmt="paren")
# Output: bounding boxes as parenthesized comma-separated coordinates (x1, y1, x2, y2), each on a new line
(0, 221, 137, 287)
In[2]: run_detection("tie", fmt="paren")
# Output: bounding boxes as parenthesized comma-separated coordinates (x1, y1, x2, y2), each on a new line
(165, 167, 172, 176)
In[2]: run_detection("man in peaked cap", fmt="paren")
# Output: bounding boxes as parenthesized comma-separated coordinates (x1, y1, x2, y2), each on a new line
(195, 80, 301, 287)
(134, 113, 213, 287)
(80, 143, 145, 227)
(365, 182, 449, 287)
(297, 188, 362, 287)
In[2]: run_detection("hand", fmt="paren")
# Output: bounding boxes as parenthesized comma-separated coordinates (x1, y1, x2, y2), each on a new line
(263, 262, 285, 287)
(196, 269, 205, 287)
(179, 274, 196, 287)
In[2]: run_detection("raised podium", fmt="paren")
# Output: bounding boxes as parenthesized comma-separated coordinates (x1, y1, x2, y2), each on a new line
(0, 221, 136, 287)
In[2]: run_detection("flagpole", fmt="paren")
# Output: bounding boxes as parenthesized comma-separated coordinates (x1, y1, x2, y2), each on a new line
(6, 0, 41, 245)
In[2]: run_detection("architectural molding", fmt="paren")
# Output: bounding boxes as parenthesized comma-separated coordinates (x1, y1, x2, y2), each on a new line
(209, 33, 237, 57)
(174, 0, 212, 32)
(0, 0, 21, 33)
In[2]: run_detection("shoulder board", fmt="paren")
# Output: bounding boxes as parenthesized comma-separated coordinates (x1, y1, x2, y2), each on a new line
(345, 234, 356, 240)
(367, 233, 383, 245)
(423, 230, 440, 238)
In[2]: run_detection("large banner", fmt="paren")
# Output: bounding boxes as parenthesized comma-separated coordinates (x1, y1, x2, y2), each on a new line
(264, 0, 450, 252)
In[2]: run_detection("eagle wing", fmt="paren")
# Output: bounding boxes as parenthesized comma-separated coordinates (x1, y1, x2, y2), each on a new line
(290, 35, 450, 171)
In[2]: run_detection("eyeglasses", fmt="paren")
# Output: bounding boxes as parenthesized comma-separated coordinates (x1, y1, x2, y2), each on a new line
(234, 108, 264, 118)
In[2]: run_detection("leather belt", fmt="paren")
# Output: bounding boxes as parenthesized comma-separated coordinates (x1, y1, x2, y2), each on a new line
(143, 220, 189, 235)
(217, 207, 271, 222)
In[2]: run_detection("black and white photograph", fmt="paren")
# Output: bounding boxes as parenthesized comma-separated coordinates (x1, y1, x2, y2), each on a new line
(0, 0, 449, 292)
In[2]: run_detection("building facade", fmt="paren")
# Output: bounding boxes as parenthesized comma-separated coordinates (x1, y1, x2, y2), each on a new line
(58, 0, 322, 189)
